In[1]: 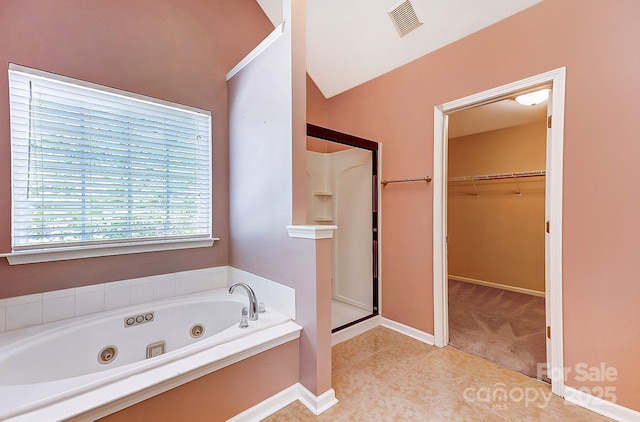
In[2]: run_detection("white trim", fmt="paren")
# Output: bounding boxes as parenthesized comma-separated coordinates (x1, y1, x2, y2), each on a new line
(1, 238, 218, 265)
(297, 385, 338, 416)
(332, 315, 382, 346)
(286, 225, 337, 239)
(433, 67, 567, 397)
(228, 383, 338, 421)
(546, 68, 566, 398)
(432, 106, 448, 348)
(449, 275, 545, 297)
(564, 386, 640, 422)
(226, 383, 300, 422)
(226, 23, 285, 81)
(381, 317, 435, 345)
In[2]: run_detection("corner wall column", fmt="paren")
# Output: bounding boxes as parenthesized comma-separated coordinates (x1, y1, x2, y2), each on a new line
(287, 225, 338, 412)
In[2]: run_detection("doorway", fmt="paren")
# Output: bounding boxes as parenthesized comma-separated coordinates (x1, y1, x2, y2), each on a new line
(306, 124, 379, 332)
(446, 96, 547, 380)
(432, 68, 567, 396)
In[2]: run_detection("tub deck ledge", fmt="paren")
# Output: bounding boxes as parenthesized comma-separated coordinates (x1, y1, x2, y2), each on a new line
(1, 318, 301, 422)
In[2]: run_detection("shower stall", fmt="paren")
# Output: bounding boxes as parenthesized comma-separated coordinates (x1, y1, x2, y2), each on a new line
(306, 124, 378, 331)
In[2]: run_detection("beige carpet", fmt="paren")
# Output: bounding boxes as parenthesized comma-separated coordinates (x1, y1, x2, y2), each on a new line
(448, 279, 547, 380)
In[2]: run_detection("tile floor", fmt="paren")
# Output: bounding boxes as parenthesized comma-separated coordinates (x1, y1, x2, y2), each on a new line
(262, 327, 612, 421)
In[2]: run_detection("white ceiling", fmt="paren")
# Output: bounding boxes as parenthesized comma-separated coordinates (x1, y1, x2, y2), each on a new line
(255, 0, 544, 135)
(448, 99, 547, 138)
(257, 0, 542, 98)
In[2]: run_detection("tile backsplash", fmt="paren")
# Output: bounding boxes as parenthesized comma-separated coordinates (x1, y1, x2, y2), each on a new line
(228, 267, 296, 321)
(0, 266, 295, 333)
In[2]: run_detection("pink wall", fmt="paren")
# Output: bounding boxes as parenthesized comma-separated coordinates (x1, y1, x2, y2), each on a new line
(305, 76, 355, 154)
(307, 75, 328, 128)
(99, 340, 299, 421)
(307, 76, 330, 153)
(325, 0, 640, 411)
(228, 0, 332, 397)
(0, 0, 272, 298)
(310, 237, 332, 394)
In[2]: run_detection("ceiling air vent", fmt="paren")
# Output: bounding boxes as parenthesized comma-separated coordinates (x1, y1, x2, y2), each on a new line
(388, 0, 423, 37)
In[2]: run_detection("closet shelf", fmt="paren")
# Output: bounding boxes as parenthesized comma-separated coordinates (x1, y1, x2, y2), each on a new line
(448, 170, 545, 183)
(448, 170, 545, 196)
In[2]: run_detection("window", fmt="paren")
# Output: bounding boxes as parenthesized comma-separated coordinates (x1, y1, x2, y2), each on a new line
(7, 64, 213, 262)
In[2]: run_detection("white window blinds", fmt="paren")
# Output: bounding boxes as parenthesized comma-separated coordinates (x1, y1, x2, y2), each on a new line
(8, 65, 212, 251)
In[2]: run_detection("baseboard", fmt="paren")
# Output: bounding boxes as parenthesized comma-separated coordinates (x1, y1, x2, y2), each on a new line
(227, 383, 338, 421)
(297, 385, 339, 415)
(332, 315, 382, 346)
(381, 317, 435, 345)
(227, 384, 299, 422)
(332, 316, 434, 347)
(449, 275, 545, 297)
(564, 386, 640, 422)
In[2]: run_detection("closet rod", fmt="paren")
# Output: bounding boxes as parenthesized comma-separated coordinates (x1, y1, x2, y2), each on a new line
(448, 170, 545, 183)
(381, 176, 432, 186)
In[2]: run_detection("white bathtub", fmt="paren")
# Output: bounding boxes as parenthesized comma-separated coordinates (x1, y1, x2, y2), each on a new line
(0, 288, 301, 421)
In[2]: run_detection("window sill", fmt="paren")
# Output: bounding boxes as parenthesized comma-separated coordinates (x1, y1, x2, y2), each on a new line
(0, 238, 219, 265)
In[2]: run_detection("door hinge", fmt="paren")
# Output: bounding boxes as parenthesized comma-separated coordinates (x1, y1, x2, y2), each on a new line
(546, 221, 550, 233)
(547, 115, 552, 128)
(547, 326, 551, 339)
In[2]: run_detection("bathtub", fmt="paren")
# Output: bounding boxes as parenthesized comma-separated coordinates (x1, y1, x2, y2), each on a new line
(0, 288, 301, 421)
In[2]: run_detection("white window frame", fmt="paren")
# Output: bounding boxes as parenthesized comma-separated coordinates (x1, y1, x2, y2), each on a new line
(2, 64, 218, 265)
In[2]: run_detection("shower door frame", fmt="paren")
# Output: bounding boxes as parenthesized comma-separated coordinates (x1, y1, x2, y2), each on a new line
(306, 123, 380, 333)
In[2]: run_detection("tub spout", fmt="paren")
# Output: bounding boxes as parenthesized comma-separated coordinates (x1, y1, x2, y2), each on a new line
(228, 282, 258, 321)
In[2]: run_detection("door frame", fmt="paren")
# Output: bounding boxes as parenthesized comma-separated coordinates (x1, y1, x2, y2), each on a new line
(306, 124, 380, 332)
(432, 68, 566, 397)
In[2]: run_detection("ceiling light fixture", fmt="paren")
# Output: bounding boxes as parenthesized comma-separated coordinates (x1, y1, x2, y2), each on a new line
(514, 89, 550, 106)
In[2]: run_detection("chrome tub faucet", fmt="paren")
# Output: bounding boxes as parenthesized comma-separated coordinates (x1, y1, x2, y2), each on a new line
(228, 282, 259, 321)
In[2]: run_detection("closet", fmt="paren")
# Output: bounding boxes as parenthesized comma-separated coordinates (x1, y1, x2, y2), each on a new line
(447, 120, 546, 293)
(447, 110, 548, 379)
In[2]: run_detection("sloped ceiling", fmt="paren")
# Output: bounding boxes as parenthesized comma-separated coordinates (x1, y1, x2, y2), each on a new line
(257, 0, 542, 98)
(255, 0, 545, 135)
